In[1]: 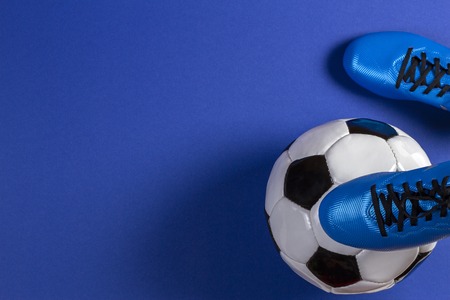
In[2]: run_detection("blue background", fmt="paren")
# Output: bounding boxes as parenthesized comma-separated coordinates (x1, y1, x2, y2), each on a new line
(1, 1, 450, 299)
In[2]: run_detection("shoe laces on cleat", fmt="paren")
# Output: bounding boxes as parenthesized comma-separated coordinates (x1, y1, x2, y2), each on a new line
(396, 48, 450, 97)
(370, 176, 450, 237)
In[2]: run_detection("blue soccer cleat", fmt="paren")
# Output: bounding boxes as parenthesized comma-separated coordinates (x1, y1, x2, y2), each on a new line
(344, 31, 450, 111)
(319, 161, 450, 251)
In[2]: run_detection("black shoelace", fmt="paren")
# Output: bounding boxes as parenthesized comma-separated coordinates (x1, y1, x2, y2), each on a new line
(396, 48, 450, 97)
(370, 177, 450, 237)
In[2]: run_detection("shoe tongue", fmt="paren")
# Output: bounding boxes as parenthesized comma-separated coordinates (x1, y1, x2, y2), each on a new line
(372, 182, 441, 225)
(439, 72, 450, 86)
(369, 196, 436, 222)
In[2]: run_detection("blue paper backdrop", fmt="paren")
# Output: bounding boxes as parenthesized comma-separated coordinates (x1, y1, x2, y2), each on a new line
(1, 1, 450, 299)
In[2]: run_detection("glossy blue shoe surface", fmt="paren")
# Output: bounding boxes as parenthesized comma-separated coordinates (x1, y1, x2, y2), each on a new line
(344, 31, 450, 110)
(319, 161, 450, 251)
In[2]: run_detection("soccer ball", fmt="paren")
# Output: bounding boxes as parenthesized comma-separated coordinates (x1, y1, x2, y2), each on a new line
(265, 118, 436, 294)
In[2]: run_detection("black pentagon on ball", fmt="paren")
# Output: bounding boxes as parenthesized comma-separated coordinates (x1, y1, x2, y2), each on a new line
(284, 155, 333, 210)
(346, 118, 398, 140)
(306, 247, 361, 288)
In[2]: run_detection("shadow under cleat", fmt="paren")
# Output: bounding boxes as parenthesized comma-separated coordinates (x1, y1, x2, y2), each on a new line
(319, 161, 450, 251)
(344, 31, 450, 111)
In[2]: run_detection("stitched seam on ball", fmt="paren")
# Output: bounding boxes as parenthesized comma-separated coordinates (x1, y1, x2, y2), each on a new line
(386, 138, 400, 172)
